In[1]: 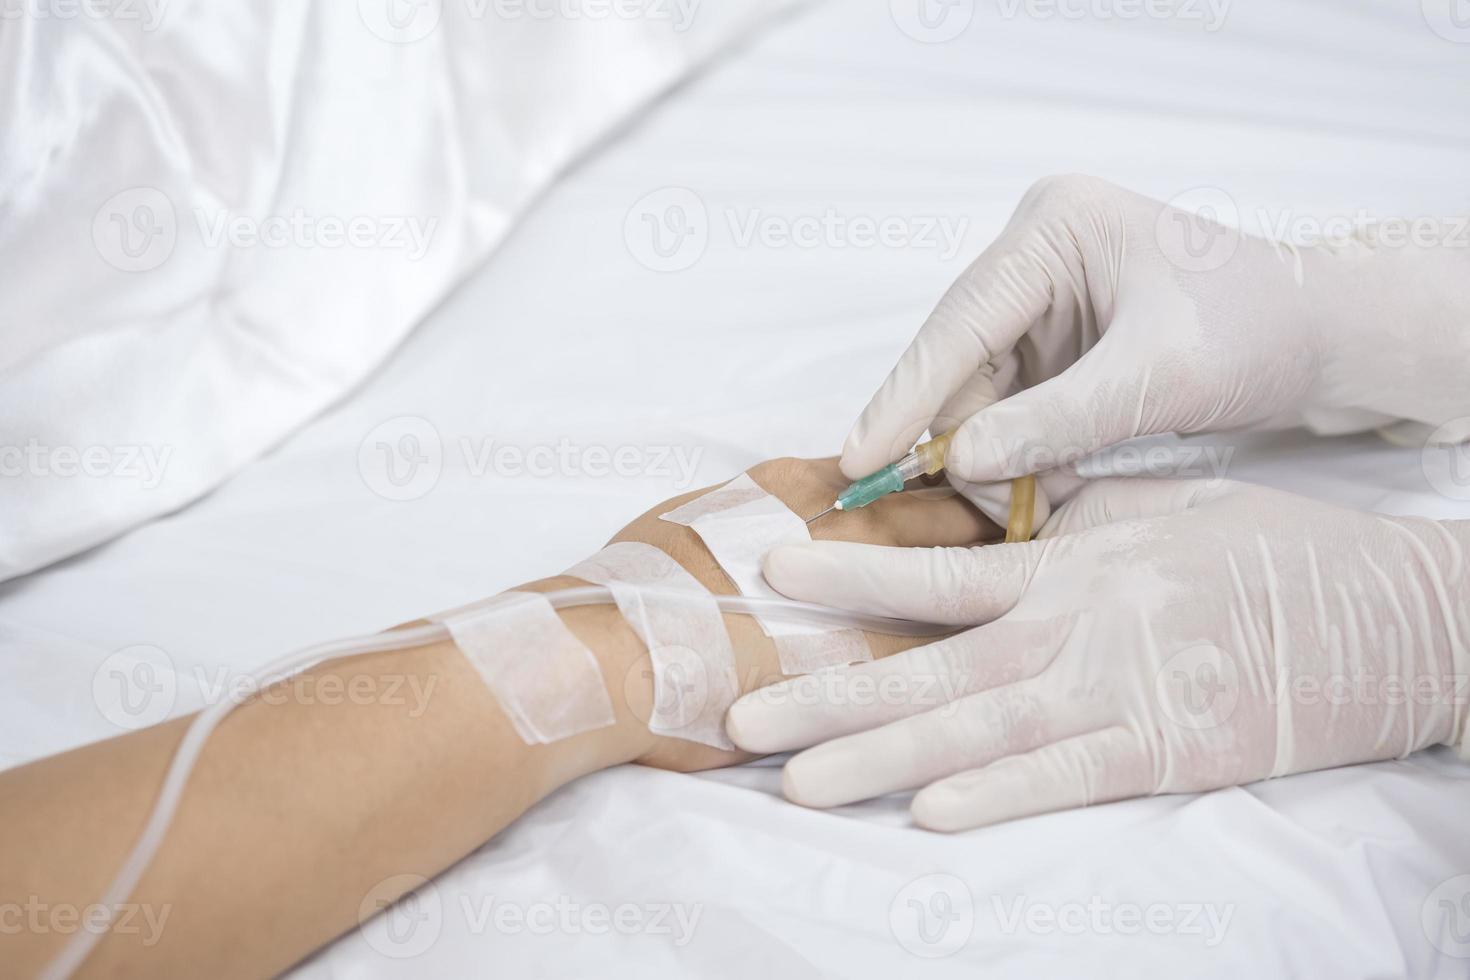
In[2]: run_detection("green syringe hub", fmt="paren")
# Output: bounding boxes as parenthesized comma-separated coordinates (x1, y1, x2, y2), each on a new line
(836, 464, 906, 512)
(829, 431, 955, 515)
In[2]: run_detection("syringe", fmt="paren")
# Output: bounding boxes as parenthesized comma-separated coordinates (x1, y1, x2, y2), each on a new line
(807, 431, 956, 523)
(809, 431, 1038, 543)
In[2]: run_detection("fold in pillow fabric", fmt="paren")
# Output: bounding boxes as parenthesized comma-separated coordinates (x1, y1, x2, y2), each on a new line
(0, 0, 799, 581)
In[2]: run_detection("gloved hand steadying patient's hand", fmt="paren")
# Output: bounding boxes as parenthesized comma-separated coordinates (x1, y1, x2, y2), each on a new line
(726, 479, 1470, 832)
(842, 175, 1470, 525)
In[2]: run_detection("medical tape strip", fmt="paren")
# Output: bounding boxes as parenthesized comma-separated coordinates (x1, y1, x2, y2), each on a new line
(565, 541, 739, 750)
(431, 592, 616, 745)
(660, 474, 872, 675)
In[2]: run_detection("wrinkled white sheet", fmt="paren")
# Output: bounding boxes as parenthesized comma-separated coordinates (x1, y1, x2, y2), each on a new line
(0, 0, 796, 580)
(4, 1, 1470, 976)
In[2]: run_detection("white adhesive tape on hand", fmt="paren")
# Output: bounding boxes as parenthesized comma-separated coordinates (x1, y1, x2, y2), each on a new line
(660, 474, 871, 674)
(432, 592, 616, 745)
(566, 542, 739, 750)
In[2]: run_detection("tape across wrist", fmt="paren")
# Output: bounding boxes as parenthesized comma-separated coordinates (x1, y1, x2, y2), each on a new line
(566, 542, 740, 750)
(661, 473, 872, 675)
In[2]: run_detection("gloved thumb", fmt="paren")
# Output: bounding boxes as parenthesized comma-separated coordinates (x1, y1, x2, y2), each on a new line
(762, 539, 1046, 626)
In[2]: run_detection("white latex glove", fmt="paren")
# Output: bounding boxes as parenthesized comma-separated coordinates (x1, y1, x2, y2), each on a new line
(726, 478, 1470, 832)
(841, 175, 1470, 526)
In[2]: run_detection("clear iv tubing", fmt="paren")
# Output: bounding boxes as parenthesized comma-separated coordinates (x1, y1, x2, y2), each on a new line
(42, 587, 945, 980)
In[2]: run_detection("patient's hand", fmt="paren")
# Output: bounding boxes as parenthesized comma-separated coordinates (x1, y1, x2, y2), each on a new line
(545, 457, 998, 773)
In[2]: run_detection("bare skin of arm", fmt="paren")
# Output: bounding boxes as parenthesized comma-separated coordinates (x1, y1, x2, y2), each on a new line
(0, 458, 994, 978)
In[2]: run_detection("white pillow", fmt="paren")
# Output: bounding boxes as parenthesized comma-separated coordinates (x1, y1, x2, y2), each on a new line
(0, 0, 799, 581)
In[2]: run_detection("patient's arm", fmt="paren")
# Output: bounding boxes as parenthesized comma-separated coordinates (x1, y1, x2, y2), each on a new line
(0, 458, 994, 978)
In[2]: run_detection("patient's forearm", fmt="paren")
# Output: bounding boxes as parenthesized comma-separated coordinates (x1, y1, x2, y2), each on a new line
(0, 586, 660, 978)
(0, 458, 991, 977)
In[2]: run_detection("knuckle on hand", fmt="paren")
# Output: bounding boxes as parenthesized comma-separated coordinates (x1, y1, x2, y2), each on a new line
(1019, 174, 1121, 220)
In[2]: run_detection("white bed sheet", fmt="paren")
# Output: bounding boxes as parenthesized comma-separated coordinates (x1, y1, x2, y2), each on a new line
(5, 1, 1470, 976)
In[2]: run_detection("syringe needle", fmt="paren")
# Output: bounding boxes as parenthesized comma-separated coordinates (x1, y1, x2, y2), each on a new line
(805, 504, 836, 525)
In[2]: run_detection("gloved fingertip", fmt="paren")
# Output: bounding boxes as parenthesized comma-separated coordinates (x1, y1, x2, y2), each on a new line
(723, 696, 784, 755)
(781, 754, 835, 809)
(783, 741, 867, 809)
(721, 701, 757, 752)
(955, 479, 1012, 529)
(910, 785, 969, 833)
(762, 543, 831, 600)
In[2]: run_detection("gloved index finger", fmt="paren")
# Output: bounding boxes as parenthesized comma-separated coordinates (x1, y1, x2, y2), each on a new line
(838, 244, 1053, 480)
